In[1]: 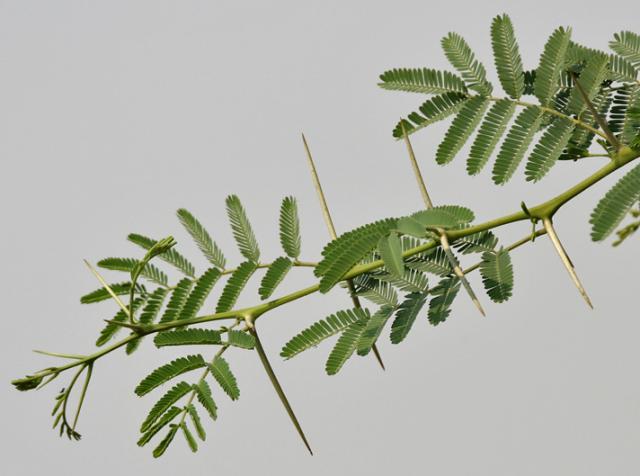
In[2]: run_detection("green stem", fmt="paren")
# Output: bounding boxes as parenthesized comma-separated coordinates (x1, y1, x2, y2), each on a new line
(19, 147, 639, 385)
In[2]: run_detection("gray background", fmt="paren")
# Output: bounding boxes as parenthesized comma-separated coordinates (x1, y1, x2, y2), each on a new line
(2, 1, 639, 474)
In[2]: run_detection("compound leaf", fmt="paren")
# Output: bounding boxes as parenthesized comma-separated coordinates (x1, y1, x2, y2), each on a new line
(226, 195, 260, 262)
(590, 164, 640, 241)
(177, 208, 226, 269)
(259, 257, 293, 300)
(281, 308, 369, 359)
(135, 355, 206, 397)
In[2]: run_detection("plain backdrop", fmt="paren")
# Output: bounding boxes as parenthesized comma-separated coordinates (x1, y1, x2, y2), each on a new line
(2, 1, 639, 475)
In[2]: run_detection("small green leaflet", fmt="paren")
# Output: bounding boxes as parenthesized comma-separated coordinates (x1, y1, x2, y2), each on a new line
(377, 232, 404, 277)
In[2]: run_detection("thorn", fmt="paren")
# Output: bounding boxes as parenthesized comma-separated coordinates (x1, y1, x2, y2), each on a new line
(371, 344, 386, 371)
(83, 259, 131, 317)
(543, 218, 594, 309)
(301, 133, 337, 239)
(250, 326, 313, 455)
(440, 232, 486, 316)
(400, 120, 434, 209)
(33, 350, 86, 360)
(302, 133, 385, 371)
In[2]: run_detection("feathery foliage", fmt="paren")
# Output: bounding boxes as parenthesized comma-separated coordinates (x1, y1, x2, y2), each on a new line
(325, 317, 369, 375)
(377, 232, 404, 277)
(315, 218, 398, 293)
(525, 118, 575, 182)
(428, 277, 461, 325)
(534, 27, 572, 106)
(435, 97, 489, 165)
(128, 233, 196, 277)
(126, 288, 169, 354)
(377, 268, 428, 293)
(11, 14, 640, 462)
(492, 106, 545, 184)
(352, 275, 399, 307)
(135, 355, 206, 397)
(405, 247, 452, 277)
(259, 257, 293, 300)
(378, 68, 468, 95)
(140, 381, 192, 432)
(442, 32, 493, 95)
(154, 329, 223, 348)
(80, 281, 141, 304)
(279, 196, 301, 259)
(590, 164, 640, 241)
(158, 278, 193, 324)
(467, 99, 516, 175)
(490, 14, 524, 99)
(452, 231, 498, 255)
(96, 297, 145, 346)
(137, 406, 182, 447)
(390, 292, 428, 344)
(178, 267, 222, 321)
(356, 305, 395, 356)
(610, 31, 640, 69)
(281, 308, 369, 359)
(208, 356, 240, 401)
(226, 195, 260, 262)
(479, 248, 514, 303)
(393, 93, 468, 138)
(397, 205, 474, 237)
(97, 257, 168, 287)
(216, 261, 258, 312)
(177, 208, 226, 269)
(194, 380, 217, 421)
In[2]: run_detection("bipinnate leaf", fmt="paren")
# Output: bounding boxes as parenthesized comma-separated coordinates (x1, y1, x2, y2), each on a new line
(97, 257, 168, 287)
(154, 329, 223, 348)
(479, 248, 514, 303)
(216, 261, 258, 312)
(356, 305, 395, 356)
(428, 277, 461, 325)
(194, 380, 217, 420)
(390, 292, 428, 344)
(490, 14, 524, 99)
(140, 381, 192, 432)
(178, 267, 222, 321)
(259, 257, 293, 300)
(153, 424, 179, 458)
(137, 406, 182, 447)
(378, 68, 468, 95)
(441, 32, 493, 95)
(279, 196, 301, 259)
(534, 27, 572, 106)
(315, 218, 398, 293)
(208, 356, 240, 401)
(177, 208, 226, 269)
(377, 232, 404, 278)
(281, 308, 369, 359)
(391, 93, 469, 138)
(226, 195, 260, 262)
(135, 355, 206, 397)
(128, 233, 196, 277)
(590, 164, 640, 241)
(325, 317, 369, 375)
